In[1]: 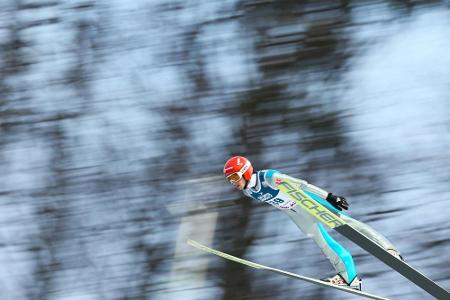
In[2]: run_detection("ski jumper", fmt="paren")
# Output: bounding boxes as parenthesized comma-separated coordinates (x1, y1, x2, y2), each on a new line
(243, 170, 398, 283)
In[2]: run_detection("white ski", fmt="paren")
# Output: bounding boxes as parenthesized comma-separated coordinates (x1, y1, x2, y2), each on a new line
(188, 239, 390, 300)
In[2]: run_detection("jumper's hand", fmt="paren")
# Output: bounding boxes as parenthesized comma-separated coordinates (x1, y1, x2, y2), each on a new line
(326, 193, 349, 211)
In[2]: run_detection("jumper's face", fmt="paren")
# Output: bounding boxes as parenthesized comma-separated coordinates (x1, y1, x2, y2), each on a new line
(229, 176, 246, 190)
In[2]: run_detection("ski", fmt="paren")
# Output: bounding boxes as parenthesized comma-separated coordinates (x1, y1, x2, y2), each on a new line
(277, 178, 450, 299)
(188, 239, 389, 300)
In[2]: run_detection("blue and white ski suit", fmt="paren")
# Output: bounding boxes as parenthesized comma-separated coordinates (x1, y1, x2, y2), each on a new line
(243, 169, 398, 283)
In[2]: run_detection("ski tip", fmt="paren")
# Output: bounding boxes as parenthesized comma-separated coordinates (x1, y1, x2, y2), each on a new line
(187, 239, 205, 250)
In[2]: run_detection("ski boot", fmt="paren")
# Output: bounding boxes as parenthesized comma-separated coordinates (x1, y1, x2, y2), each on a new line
(321, 274, 362, 291)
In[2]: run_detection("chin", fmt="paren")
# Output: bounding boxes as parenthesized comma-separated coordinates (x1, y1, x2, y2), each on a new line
(234, 184, 243, 190)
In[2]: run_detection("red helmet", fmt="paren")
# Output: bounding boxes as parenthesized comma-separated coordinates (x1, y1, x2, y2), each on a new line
(223, 156, 253, 182)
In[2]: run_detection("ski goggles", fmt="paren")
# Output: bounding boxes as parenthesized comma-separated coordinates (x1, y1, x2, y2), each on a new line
(226, 172, 242, 183)
(225, 161, 250, 183)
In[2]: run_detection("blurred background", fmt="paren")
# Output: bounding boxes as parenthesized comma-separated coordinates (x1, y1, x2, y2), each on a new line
(1, 0, 450, 299)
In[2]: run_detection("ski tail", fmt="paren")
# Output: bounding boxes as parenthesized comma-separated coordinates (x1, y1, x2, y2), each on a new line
(335, 225, 450, 299)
